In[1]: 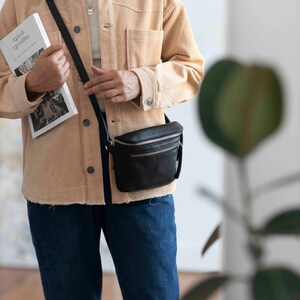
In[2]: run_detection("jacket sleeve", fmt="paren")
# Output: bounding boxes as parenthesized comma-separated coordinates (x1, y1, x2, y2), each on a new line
(0, 0, 44, 119)
(131, 0, 204, 111)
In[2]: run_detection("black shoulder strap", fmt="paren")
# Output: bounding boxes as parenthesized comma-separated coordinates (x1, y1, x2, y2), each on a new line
(45, 0, 111, 147)
(46, 0, 171, 145)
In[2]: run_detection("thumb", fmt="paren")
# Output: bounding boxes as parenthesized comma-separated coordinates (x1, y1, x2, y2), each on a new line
(91, 65, 105, 75)
(40, 44, 64, 58)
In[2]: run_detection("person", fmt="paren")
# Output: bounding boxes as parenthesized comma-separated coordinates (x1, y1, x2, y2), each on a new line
(0, 0, 204, 299)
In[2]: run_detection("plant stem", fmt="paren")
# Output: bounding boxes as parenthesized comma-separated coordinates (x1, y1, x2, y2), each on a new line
(251, 172, 300, 200)
(198, 186, 244, 226)
(238, 159, 252, 228)
(238, 159, 266, 270)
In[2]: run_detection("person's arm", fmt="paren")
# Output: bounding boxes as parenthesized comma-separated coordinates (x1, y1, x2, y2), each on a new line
(0, 1, 69, 119)
(131, 0, 204, 111)
(83, 0, 203, 108)
(0, 42, 69, 119)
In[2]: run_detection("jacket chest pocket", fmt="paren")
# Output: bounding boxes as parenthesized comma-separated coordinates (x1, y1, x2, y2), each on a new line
(126, 29, 163, 69)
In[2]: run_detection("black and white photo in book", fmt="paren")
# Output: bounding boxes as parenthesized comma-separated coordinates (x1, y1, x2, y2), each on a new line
(14, 48, 69, 133)
(30, 90, 69, 132)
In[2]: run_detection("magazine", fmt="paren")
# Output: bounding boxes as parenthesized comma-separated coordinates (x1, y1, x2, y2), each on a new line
(0, 13, 78, 138)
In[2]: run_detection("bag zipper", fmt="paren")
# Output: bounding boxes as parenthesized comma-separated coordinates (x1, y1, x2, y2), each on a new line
(115, 132, 181, 146)
(131, 144, 179, 158)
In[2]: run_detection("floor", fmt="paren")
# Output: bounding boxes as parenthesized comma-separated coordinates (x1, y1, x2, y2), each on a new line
(0, 267, 219, 300)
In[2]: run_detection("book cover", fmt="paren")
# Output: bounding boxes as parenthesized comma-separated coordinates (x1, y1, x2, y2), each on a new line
(0, 13, 78, 138)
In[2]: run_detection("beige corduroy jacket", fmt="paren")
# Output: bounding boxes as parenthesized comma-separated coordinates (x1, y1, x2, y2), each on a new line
(0, 0, 204, 205)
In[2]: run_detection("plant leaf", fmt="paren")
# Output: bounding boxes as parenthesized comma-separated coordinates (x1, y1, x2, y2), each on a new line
(217, 65, 283, 157)
(202, 223, 221, 256)
(198, 59, 283, 157)
(198, 59, 241, 155)
(198, 186, 223, 203)
(256, 210, 300, 235)
(181, 275, 230, 300)
(252, 268, 300, 300)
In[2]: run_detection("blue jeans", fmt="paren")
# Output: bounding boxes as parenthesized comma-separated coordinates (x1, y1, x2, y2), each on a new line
(27, 195, 179, 300)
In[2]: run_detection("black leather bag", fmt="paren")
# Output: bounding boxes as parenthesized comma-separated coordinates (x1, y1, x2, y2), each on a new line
(111, 121, 183, 192)
(46, 0, 184, 192)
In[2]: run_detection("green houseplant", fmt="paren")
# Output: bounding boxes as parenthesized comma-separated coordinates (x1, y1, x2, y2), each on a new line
(181, 59, 300, 300)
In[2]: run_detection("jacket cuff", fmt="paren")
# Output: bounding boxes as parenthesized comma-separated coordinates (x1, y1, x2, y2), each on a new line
(11, 73, 44, 114)
(131, 67, 158, 111)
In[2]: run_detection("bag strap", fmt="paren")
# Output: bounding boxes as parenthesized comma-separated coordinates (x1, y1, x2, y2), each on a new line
(46, 0, 173, 145)
(45, 0, 112, 147)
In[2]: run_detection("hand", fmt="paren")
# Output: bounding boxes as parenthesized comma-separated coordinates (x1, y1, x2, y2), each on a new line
(25, 44, 70, 97)
(83, 66, 141, 103)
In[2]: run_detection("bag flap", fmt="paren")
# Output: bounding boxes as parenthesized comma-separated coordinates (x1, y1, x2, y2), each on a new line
(115, 121, 183, 144)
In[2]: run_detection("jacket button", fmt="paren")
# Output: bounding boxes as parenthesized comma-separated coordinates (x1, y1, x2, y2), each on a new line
(87, 166, 95, 174)
(74, 26, 81, 33)
(102, 23, 111, 31)
(146, 97, 153, 106)
(83, 119, 91, 127)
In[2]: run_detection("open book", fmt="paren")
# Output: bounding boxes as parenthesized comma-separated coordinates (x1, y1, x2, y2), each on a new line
(0, 13, 78, 138)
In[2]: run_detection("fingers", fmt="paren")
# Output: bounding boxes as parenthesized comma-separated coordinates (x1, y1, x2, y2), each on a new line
(83, 70, 117, 99)
(85, 67, 121, 88)
(96, 88, 122, 102)
(83, 69, 141, 103)
(40, 44, 64, 58)
(91, 65, 105, 75)
(25, 44, 70, 94)
(84, 82, 125, 103)
(58, 55, 69, 75)
(61, 68, 70, 85)
(46, 45, 69, 83)
(60, 60, 70, 79)
(41, 45, 66, 70)
(85, 67, 111, 87)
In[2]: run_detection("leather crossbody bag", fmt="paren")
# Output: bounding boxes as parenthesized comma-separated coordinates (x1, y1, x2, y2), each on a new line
(46, 0, 183, 192)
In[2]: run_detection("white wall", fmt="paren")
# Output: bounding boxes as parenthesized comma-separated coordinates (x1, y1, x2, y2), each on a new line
(0, 0, 226, 273)
(163, 0, 226, 272)
(223, 0, 300, 298)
